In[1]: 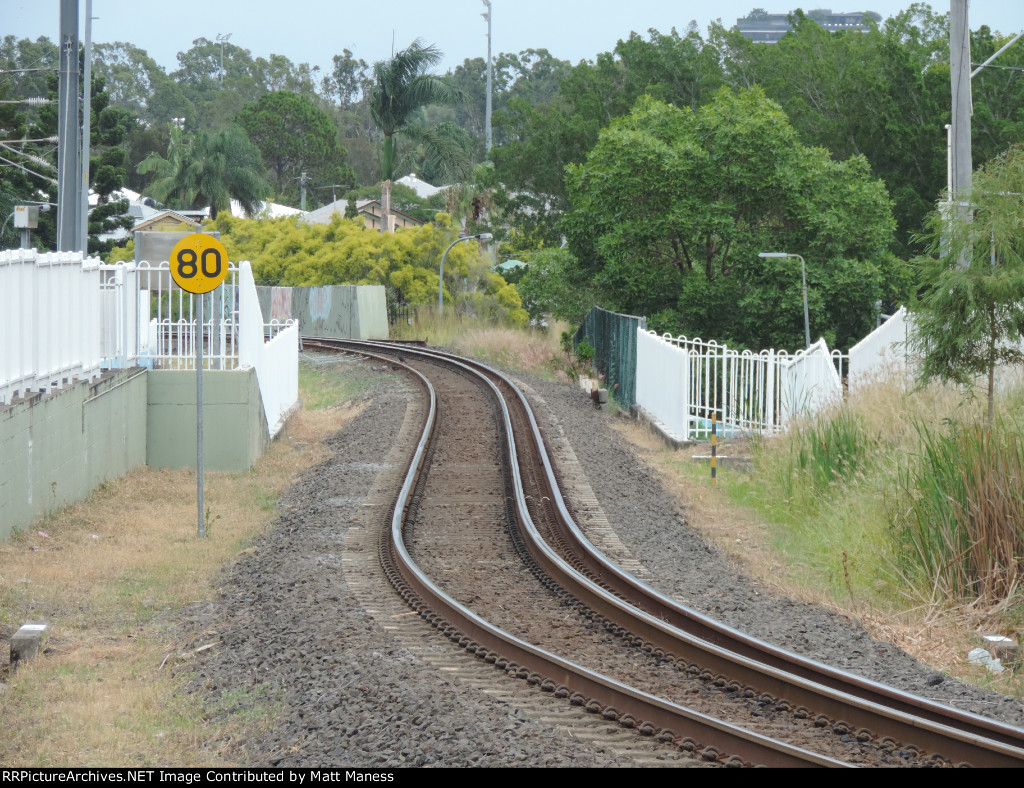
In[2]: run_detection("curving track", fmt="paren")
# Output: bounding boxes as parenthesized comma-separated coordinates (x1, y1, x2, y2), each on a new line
(306, 338, 1024, 768)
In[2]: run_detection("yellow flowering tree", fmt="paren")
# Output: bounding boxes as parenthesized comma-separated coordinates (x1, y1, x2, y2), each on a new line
(205, 212, 527, 326)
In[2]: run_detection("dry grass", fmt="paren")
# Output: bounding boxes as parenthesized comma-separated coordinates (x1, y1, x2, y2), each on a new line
(450, 325, 569, 380)
(0, 364, 363, 767)
(393, 310, 574, 382)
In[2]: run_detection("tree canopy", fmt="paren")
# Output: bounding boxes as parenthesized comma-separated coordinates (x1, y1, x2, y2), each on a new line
(236, 91, 356, 205)
(563, 89, 901, 351)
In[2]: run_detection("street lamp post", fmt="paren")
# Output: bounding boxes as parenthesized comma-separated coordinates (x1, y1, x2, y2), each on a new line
(759, 252, 810, 349)
(439, 232, 493, 315)
(216, 33, 232, 86)
(481, 1, 493, 153)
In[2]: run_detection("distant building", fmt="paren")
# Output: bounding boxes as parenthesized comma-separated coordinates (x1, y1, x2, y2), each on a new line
(301, 198, 425, 231)
(395, 173, 445, 200)
(734, 8, 882, 44)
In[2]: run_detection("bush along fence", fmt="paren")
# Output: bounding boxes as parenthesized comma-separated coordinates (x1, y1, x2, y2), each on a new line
(575, 304, 913, 440)
(573, 306, 647, 410)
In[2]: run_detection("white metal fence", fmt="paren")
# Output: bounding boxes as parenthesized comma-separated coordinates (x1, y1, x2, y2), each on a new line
(636, 330, 848, 441)
(1, 249, 102, 405)
(2, 250, 299, 438)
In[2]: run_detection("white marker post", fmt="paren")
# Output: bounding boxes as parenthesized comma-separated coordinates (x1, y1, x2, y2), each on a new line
(170, 233, 230, 538)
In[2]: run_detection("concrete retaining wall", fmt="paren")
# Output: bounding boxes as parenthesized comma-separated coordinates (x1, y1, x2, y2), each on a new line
(1, 366, 272, 539)
(0, 369, 148, 540)
(146, 369, 269, 472)
(257, 284, 388, 339)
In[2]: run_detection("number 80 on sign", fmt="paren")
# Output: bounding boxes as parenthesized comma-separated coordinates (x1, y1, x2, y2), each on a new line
(170, 234, 230, 294)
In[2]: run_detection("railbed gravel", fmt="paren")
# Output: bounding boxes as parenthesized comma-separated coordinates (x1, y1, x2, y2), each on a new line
(173, 356, 1024, 768)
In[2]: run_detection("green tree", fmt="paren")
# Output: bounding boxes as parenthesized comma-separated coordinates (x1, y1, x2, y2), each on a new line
(322, 49, 370, 109)
(907, 144, 1024, 424)
(137, 124, 271, 219)
(368, 40, 466, 231)
(736, 8, 949, 256)
(236, 91, 356, 206)
(92, 42, 187, 125)
(563, 89, 900, 351)
(514, 248, 595, 324)
(1, 56, 131, 254)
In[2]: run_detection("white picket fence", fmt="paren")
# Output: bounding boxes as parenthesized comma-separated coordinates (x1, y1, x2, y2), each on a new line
(635, 330, 848, 441)
(1, 249, 298, 438)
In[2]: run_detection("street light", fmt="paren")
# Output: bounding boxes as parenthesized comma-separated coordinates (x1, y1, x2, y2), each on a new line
(759, 252, 811, 349)
(439, 232, 493, 315)
(216, 33, 232, 86)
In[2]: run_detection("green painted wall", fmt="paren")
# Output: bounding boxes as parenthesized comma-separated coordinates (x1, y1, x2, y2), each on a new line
(146, 369, 269, 472)
(0, 370, 148, 540)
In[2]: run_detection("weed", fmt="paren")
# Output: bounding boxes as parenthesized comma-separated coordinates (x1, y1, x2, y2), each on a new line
(891, 416, 1024, 607)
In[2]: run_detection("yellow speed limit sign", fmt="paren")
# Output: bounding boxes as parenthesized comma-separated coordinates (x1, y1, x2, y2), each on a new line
(170, 234, 230, 294)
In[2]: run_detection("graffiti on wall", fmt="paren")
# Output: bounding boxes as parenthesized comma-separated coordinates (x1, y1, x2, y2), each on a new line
(270, 288, 292, 322)
(308, 287, 332, 324)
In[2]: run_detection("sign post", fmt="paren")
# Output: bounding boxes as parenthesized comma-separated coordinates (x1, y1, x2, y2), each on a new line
(170, 233, 229, 538)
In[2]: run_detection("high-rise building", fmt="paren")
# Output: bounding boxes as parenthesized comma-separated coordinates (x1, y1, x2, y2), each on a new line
(734, 8, 882, 44)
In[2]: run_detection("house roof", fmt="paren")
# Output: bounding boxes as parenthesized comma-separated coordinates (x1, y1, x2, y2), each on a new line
(493, 259, 527, 274)
(301, 198, 425, 227)
(300, 198, 351, 225)
(395, 174, 445, 199)
(229, 199, 303, 219)
(131, 210, 202, 233)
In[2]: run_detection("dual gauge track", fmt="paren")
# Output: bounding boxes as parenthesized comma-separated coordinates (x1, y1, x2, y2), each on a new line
(307, 338, 1024, 768)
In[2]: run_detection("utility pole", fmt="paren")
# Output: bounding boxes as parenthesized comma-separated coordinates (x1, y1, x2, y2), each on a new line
(949, 0, 972, 212)
(57, 0, 81, 252)
(482, 0, 493, 153)
(300, 171, 307, 211)
(79, 0, 94, 254)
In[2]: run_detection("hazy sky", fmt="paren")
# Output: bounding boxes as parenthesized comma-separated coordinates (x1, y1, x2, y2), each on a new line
(5, 1, 1024, 77)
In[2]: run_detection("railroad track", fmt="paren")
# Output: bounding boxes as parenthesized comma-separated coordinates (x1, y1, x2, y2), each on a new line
(305, 337, 1024, 768)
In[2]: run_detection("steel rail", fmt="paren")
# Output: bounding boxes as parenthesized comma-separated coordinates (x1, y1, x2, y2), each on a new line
(317, 340, 844, 767)
(401, 341, 1024, 767)
(317, 339, 1024, 768)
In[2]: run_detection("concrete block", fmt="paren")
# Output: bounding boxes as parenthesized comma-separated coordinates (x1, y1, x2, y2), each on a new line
(981, 634, 1019, 667)
(10, 621, 50, 671)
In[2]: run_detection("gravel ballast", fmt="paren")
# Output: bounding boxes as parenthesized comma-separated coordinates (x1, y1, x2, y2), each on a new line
(175, 358, 1024, 767)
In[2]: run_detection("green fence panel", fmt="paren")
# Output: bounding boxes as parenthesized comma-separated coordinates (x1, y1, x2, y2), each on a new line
(573, 306, 647, 409)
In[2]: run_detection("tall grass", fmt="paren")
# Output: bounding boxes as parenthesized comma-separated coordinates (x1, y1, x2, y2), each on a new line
(779, 408, 872, 500)
(893, 417, 1024, 606)
(393, 307, 574, 380)
(733, 374, 974, 608)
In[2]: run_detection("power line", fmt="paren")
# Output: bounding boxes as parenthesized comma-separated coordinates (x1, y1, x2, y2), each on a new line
(0, 141, 57, 170)
(0, 137, 59, 144)
(0, 68, 58, 75)
(0, 154, 59, 185)
(972, 63, 1024, 73)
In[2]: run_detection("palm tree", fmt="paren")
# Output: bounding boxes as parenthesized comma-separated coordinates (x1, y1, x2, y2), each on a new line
(137, 124, 270, 219)
(369, 40, 466, 231)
